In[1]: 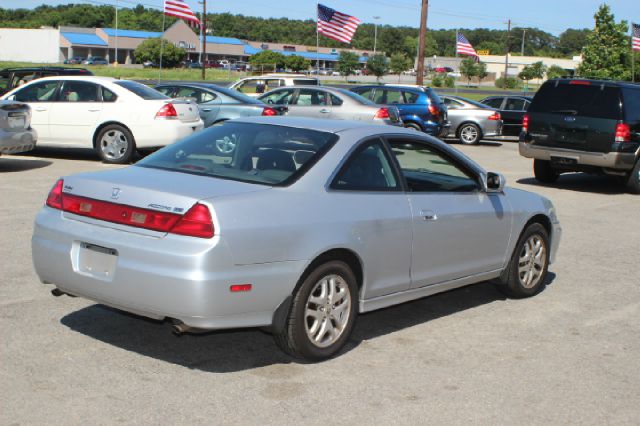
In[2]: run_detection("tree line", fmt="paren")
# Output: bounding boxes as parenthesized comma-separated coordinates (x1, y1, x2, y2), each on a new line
(1, 4, 590, 59)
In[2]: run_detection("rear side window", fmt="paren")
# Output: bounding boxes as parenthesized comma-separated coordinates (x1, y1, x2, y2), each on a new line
(530, 82, 622, 120)
(353, 88, 374, 100)
(293, 79, 319, 85)
(102, 87, 117, 102)
(331, 141, 400, 191)
(60, 81, 99, 102)
(403, 91, 420, 104)
(0, 72, 9, 93)
(483, 98, 504, 109)
(114, 80, 168, 100)
(385, 90, 404, 104)
(622, 89, 640, 122)
(14, 81, 58, 102)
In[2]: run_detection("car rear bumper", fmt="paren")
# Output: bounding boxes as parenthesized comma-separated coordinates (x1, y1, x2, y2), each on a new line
(134, 120, 204, 149)
(519, 142, 638, 170)
(32, 207, 303, 330)
(0, 128, 37, 154)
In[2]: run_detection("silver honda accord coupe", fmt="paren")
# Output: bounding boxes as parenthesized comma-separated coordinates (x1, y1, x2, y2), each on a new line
(32, 117, 561, 361)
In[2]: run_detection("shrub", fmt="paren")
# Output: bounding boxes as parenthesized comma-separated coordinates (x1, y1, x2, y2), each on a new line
(431, 74, 444, 87)
(495, 77, 520, 89)
(444, 76, 455, 88)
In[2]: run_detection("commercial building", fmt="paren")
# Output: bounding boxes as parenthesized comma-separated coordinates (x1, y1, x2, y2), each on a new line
(0, 20, 373, 68)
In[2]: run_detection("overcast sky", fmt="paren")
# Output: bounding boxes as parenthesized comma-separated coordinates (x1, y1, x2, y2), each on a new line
(6, 0, 639, 35)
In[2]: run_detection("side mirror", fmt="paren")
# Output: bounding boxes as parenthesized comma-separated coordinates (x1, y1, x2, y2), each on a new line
(484, 172, 506, 193)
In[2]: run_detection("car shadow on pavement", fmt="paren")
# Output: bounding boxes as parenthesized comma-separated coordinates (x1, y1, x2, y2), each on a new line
(0, 157, 52, 172)
(24, 147, 101, 162)
(60, 274, 555, 372)
(517, 174, 627, 195)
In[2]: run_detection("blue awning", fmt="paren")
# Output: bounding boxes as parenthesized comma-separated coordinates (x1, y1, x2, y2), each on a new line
(61, 32, 108, 46)
(102, 28, 163, 39)
(206, 35, 245, 45)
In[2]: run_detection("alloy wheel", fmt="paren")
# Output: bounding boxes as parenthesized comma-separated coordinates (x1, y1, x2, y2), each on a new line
(304, 274, 351, 348)
(518, 235, 547, 289)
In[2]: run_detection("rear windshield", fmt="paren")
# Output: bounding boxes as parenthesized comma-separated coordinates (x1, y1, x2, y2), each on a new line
(530, 82, 622, 120)
(137, 122, 337, 186)
(293, 79, 319, 85)
(424, 88, 443, 105)
(114, 80, 168, 100)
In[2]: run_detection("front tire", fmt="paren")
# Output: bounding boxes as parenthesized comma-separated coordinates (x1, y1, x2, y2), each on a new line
(533, 159, 559, 183)
(274, 260, 357, 361)
(96, 124, 136, 164)
(497, 223, 550, 298)
(625, 159, 640, 194)
(458, 123, 481, 145)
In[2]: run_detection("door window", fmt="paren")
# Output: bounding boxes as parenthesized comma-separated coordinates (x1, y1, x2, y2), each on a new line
(155, 86, 175, 97)
(385, 90, 404, 104)
(174, 87, 216, 104)
(260, 89, 294, 105)
(14, 81, 59, 102)
(330, 94, 343, 106)
(483, 98, 504, 109)
(331, 141, 400, 191)
(60, 81, 99, 102)
(295, 89, 329, 106)
(504, 98, 526, 111)
(372, 90, 386, 104)
(388, 140, 479, 192)
(403, 91, 420, 104)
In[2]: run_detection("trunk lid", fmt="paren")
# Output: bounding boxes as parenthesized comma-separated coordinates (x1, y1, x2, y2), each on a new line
(161, 99, 201, 123)
(0, 101, 31, 132)
(60, 166, 268, 234)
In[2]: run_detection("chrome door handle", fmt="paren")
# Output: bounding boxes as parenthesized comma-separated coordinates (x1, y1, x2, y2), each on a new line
(420, 210, 437, 221)
(202, 108, 212, 112)
(35, 107, 47, 112)
(319, 109, 330, 113)
(88, 109, 101, 112)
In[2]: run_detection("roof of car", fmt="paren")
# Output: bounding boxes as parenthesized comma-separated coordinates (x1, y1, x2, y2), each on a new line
(483, 95, 533, 101)
(0, 67, 91, 73)
(24, 75, 117, 82)
(546, 77, 640, 89)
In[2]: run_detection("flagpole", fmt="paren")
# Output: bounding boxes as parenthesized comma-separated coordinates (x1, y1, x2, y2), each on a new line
(316, 2, 320, 76)
(632, 32, 636, 83)
(158, 11, 166, 83)
(455, 30, 458, 95)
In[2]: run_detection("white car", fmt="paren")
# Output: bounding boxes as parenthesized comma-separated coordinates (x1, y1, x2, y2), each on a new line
(0, 76, 204, 164)
(229, 74, 319, 98)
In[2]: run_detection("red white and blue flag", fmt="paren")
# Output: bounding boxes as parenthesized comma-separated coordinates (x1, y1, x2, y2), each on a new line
(456, 32, 479, 59)
(317, 4, 361, 44)
(632, 23, 640, 52)
(164, 0, 200, 28)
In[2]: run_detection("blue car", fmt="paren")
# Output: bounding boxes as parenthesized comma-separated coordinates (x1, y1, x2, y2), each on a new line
(351, 85, 448, 136)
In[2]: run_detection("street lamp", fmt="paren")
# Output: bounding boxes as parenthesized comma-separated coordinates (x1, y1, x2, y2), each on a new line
(373, 16, 380, 55)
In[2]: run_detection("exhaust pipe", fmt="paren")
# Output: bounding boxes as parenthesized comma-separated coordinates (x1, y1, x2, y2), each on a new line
(51, 288, 65, 297)
(172, 323, 192, 335)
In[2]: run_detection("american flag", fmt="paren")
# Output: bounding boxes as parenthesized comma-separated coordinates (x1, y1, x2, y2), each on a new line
(632, 23, 640, 52)
(164, 0, 200, 27)
(317, 4, 361, 44)
(456, 32, 478, 59)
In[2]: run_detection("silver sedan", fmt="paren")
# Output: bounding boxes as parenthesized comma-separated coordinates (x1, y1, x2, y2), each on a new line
(0, 100, 37, 156)
(441, 95, 503, 145)
(32, 117, 561, 361)
(257, 86, 402, 126)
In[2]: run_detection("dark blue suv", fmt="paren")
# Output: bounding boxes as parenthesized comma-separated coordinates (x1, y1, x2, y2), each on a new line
(351, 85, 448, 136)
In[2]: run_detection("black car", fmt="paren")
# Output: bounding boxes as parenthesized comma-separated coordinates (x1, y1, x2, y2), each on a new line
(480, 95, 533, 136)
(519, 78, 640, 193)
(0, 67, 93, 96)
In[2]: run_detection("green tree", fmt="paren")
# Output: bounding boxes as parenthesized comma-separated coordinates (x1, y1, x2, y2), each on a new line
(577, 5, 630, 80)
(459, 57, 478, 86)
(285, 55, 310, 72)
(249, 50, 286, 72)
(519, 61, 547, 85)
(337, 51, 359, 80)
(558, 29, 591, 56)
(546, 64, 566, 79)
(134, 38, 185, 67)
(476, 61, 488, 83)
(389, 53, 410, 82)
(366, 54, 388, 81)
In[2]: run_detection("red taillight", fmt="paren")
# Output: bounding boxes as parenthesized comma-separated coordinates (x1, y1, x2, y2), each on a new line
(374, 107, 390, 119)
(428, 104, 440, 117)
(522, 114, 530, 133)
(615, 123, 631, 143)
(170, 203, 214, 239)
(230, 284, 252, 292)
(262, 107, 277, 116)
(570, 80, 591, 86)
(46, 179, 64, 210)
(155, 103, 178, 119)
(488, 111, 501, 121)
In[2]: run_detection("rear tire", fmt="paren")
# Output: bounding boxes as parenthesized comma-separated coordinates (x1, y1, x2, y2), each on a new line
(96, 124, 136, 164)
(497, 223, 550, 298)
(458, 123, 481, 145)
(274, 260, 357, 361)
(404, 122, 422, 132)
(533, 159, 559, 183)
(625, 159, 640, 194)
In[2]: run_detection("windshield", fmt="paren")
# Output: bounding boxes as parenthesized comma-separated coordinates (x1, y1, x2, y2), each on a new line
(137, 122, 338, 186)
(114, 80, 168, 100)
(530, 82, 622, 120)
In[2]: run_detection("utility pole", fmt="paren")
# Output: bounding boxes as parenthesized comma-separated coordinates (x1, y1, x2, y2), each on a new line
(114, 0, 118, 65)
(201, 0, 206, 81)
(416, 0, 429, 86)
(503, 19, 511, 83)
(521, 29, 526, 56)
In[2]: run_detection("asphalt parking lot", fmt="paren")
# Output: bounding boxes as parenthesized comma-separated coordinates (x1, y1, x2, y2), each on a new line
(1, 141, 639, 424)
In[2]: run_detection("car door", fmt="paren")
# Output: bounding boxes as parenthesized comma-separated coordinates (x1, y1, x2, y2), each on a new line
(48, 80, 103, 145)
(329, 138, 413, 298)
(173, 86, 221, 126)
(11, 79, 60, 141)
(501, 97, 528, 135)
(385, 136, 512, 288)
(287, 88, 331, 118)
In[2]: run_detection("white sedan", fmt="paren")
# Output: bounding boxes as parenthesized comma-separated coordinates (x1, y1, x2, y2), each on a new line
(1, 76, 204, 163)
